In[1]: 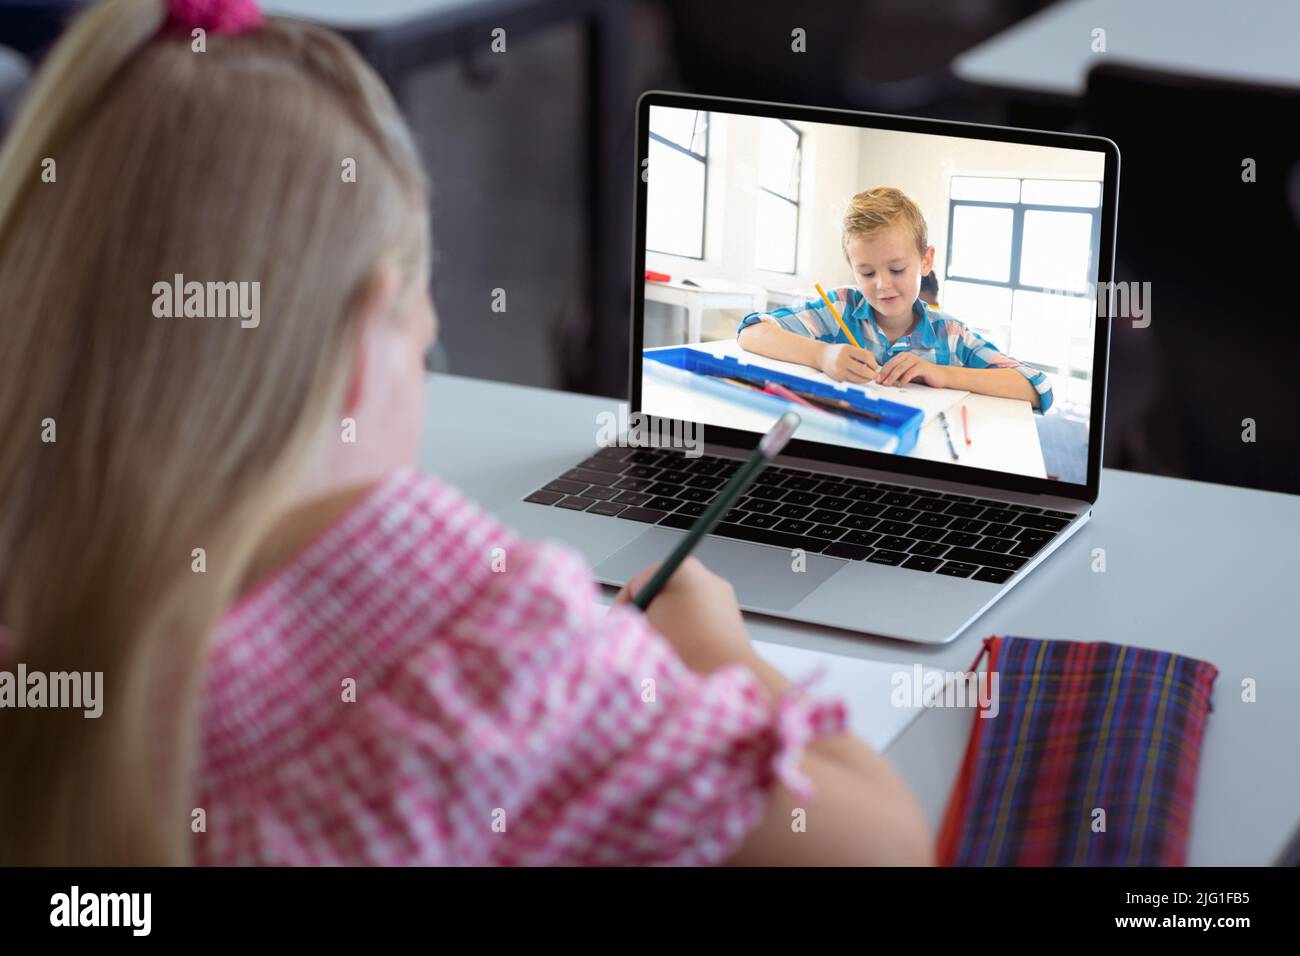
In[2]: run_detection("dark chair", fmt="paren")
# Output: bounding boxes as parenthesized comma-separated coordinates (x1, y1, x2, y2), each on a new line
(1086, 63, 1300, 495)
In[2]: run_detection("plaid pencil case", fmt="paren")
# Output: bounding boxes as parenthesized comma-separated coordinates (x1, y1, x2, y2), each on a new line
(937, 635, 1218, 866)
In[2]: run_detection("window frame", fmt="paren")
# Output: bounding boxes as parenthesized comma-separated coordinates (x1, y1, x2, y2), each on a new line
(755, 119, 802, 275)
(645, 110, 711, 260)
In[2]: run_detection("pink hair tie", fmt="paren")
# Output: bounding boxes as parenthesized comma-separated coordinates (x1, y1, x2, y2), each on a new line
(166, 0, 263, 34)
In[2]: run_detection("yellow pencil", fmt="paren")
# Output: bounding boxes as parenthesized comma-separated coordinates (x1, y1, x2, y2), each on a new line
(814, 282, 861, 349)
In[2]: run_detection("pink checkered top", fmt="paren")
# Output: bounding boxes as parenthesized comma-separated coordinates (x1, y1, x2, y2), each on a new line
(195, 467, 847, 865)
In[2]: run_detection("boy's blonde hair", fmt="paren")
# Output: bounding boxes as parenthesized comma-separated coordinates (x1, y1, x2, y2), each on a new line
(0, 0, 429, 865)
(842, 187, 929, 257)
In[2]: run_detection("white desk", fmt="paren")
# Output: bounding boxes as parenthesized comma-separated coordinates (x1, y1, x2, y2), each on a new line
(642, 339, 1047, 477)
(642, 280, 766, 345)
(420, 372, 1300, 865)
(954, 0, 1300, 98)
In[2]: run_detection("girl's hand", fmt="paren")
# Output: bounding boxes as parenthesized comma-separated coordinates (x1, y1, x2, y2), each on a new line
(613, 557, 754, 675)
(876, 353, 949, 387)
(817, 343, 878, 383)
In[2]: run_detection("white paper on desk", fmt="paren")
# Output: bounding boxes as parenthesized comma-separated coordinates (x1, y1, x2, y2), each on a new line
(689, 340, 969, 423)
(753, 640, 939, 752)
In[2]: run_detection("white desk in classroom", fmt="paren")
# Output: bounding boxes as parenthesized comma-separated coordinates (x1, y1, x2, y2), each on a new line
(953, 0, 1300, 99)
(420, 372, 1300, 866)
(642, 280, 767, 345)
(643, 339, 1048, 478)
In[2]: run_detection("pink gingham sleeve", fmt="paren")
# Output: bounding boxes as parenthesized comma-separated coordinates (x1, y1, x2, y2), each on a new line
(197, 468, 848, 866)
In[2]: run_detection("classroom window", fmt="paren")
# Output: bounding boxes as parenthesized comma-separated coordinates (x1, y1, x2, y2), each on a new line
(646, 108, 709, 259)
(754, 119, 801, 274)
(943, 176, 1102, 412)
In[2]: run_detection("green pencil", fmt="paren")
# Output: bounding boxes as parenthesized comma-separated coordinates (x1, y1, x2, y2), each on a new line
(632, 412, 802, 610)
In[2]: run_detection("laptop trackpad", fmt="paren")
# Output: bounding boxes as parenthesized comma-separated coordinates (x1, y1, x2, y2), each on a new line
(593, 528, 843, 612)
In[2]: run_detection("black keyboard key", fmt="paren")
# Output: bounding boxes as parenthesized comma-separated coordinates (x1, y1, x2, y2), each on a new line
(976, 537, 1015, 553)
(843, 477, 876, 487)
(909, 541, 950, 558)
(645, 495, 681, 512)
(942, 531, 981, 548)
(1042, 509, 1077, 520)
(1016, 527, 1056, 545)
(905, 525, 945, 542)
(613, 476, 653, 492)
(936, 561, 977, 578)
(849, 501, 885, 517)
(941, 493, 975, 502)
(710, 522, 829, 553)
(813, 482, 852, 497)
(686, 459, 725, 476)
(914, 512, 953, 528)
(750, 485, 785, 501)
(983, 522, 1018, 539)
(657, 512, 694, 529)
(1015, 514, 1070, 532)
(774, 503, 811, 519)
(556, 495, 597, 511)
(677, 501, 708, 517)
(973, 498, 1001, 508)
(782, 476, 819, 491)
(566, 468, 619, 487)
(754, 471, 784, 486)
(595, 446, 634, 461)
(525, 490, 564, 505)
(816, 496, 852, 512)
(687, 475, 724, 490)
(626, 450, 661, 464)
(578, 456, 627, 474)
(647, 481, 684, 496)
(881, 506, 920, 523)
(877, 535, 913, 552)
(613, 491, 650, 506)
(942, 546, 1028, 572)
(846, 487, 883, 501)
(1008, 504, 1042, 513)
(621, 465, 660, 480)
(876, 520, 911, 536)
(782, 490, 820, 506)
(973, 566, 1015, 584)
(824, 542, 873, 560)
(775, 518, 814, 535)
(742, 512, 781, 529)
(588, 500, 626, 517)
(945, 502, 984, 518)
(808, 508, 843, 525)
(980, 508, 1018, 524)
(657, 469, 691, 484)
(878, 491, 917, 507)
(839, 514, 878, 530)
(618, 506, 667, 523)
(1011, 540, 1045, 558)
(876, 483, 911, 492)
(545, 478, 590, 495)
(912, 496, 948, 513)
(902, 555, 943, 572)
(676, 487, 714, 503)
(583, 485, 620, 501)
(809, 523, 845, 541)
(842, 530, 881, 547)
(739, 497, 778, 514)
(867, 549, 908, 566)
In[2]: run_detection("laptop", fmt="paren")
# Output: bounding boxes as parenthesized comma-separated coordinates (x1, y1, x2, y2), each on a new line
(499, 92, 1120, 645)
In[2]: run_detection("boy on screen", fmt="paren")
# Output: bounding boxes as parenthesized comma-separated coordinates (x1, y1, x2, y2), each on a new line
(737, 187, 1053, 412)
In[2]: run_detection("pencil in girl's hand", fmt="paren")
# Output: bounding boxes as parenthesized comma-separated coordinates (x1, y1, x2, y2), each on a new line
(631, 412, 801, 611)
(814, 282, 862, 349)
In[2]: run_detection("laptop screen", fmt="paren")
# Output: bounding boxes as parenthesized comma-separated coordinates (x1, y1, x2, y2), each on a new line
(636, 97, 1117, 495)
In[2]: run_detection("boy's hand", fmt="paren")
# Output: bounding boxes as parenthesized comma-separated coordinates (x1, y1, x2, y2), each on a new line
(876, 353, 949, 388)
(817, 343, 878, 383)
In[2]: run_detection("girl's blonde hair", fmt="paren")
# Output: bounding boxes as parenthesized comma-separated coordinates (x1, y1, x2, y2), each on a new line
(842, 186, 929, 257)
(0, 0, 429, 864)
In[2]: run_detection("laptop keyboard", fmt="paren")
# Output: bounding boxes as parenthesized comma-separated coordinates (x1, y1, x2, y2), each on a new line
(524, 447, 1078, 584)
